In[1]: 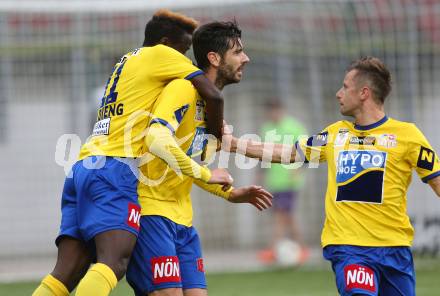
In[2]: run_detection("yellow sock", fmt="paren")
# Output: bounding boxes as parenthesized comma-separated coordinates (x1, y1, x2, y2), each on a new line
(75, 263, 117, 296)
(32, 274, 69, 296)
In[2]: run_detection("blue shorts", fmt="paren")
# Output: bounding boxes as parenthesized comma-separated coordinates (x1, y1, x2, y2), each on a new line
(57, 156, 140, 245)
(323, 245, 415, 296)
(126, 216, 206, 295)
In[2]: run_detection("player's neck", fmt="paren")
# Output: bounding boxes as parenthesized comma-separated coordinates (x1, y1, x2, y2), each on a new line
(205, 69, 225, 90)
(353, 106, 385, 127)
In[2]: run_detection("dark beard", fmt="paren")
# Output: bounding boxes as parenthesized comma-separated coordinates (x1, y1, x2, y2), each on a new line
(215, 62, 239, 89)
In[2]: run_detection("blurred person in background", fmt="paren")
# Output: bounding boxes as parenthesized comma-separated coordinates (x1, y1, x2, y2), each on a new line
(257, 99, 309, 264)
(224, 56, 440, 295)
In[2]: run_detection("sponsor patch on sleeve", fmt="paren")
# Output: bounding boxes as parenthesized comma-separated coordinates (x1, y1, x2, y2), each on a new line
(306, 131, 328, 147)
(417, 146, 435, 171)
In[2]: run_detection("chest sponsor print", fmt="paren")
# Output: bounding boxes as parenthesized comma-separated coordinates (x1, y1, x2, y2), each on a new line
(349, 136, 376, 146)
(336, 150, 387, 203)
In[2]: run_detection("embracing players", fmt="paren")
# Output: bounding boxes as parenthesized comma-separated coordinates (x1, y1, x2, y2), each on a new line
(126, 20, 273, 296)
(33, 10, 235, 296)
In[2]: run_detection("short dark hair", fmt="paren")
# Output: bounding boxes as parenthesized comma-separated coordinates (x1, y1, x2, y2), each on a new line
(347, 56, 392, 104)
(143, 9, 198, 46)
(192, 20, 242, 71)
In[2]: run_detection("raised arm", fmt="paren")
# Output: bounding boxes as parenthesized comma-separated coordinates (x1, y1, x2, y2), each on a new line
(428, 176, 440, 197)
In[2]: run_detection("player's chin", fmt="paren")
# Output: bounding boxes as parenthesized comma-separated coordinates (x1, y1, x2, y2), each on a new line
(340, 108, 351, 116)
(234, 72, 243, 82)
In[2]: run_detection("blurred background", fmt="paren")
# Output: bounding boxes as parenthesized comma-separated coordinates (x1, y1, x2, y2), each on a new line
(1, 0, 440, 294)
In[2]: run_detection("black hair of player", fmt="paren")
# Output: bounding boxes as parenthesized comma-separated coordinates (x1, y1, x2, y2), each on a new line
(143, 9, 198, 47)
(192, 20, 242, 71)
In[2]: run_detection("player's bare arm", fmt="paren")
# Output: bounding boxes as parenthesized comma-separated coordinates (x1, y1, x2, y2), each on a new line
(223, 125, 297, 163)
(428, 175, 440, 197)
(190, 75, 224, 139)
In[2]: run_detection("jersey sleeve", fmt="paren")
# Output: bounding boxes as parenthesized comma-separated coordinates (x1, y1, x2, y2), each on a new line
(146, 124, 212, 182)
(406, 124, 440, 183)
(295, 129, 329, 163)
(147, 80, 211, 182)
(193, 179, 233, 200)
(150, 79, 196, 133)
(153, 45, 203, 82)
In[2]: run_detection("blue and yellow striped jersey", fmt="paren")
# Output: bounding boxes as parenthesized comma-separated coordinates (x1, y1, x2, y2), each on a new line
(79, 45, 202, 159)
(297, 116, 440, 247)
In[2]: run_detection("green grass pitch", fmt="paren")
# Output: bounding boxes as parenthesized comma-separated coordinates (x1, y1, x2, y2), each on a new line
(1, 264, 440, 296)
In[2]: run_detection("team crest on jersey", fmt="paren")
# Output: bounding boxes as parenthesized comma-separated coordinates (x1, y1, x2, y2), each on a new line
(344, 264, 376, 293)
(195, 99, 205, 121)
(378, 134, 397, 148)
(349, 136, 376, 146)
(334, 129, 350, 146)
(336, 150, 387, 203)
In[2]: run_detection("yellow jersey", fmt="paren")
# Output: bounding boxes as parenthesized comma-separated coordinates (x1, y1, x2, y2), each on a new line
(137, 79, 229, 226)
(297, 116, 440, 247)
(79, 45, 202, 159)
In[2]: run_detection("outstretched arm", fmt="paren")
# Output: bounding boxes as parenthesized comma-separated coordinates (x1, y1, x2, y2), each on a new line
(226, 136, 297, 164)
(428, 176, 440, 197)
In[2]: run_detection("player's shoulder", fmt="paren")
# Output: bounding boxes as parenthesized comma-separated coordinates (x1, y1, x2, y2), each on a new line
(325, 120, 350, 133)
(163, 79, 197, 97)
(387, 118, 421, 134)
(148, 44, 188, 58)
(166, 78, 194, 89)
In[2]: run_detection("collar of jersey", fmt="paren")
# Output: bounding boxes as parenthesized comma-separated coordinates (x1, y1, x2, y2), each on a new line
(353, 115, 388, 131)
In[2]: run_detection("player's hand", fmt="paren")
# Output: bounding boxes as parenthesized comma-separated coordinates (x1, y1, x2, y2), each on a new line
(208, 168, 234, 186)
(221, 120, 237, 153)
(228, 185, 273, 211)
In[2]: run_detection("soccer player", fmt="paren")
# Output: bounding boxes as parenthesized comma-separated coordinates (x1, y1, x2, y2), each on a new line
(225, 57, 440, 295)
(126, 21, 272, 296)
(32, 10, 234, 296)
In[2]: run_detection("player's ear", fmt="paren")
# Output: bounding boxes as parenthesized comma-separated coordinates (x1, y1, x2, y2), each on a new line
(360, 86, 370, 101)
(207, 52, 221, 67)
